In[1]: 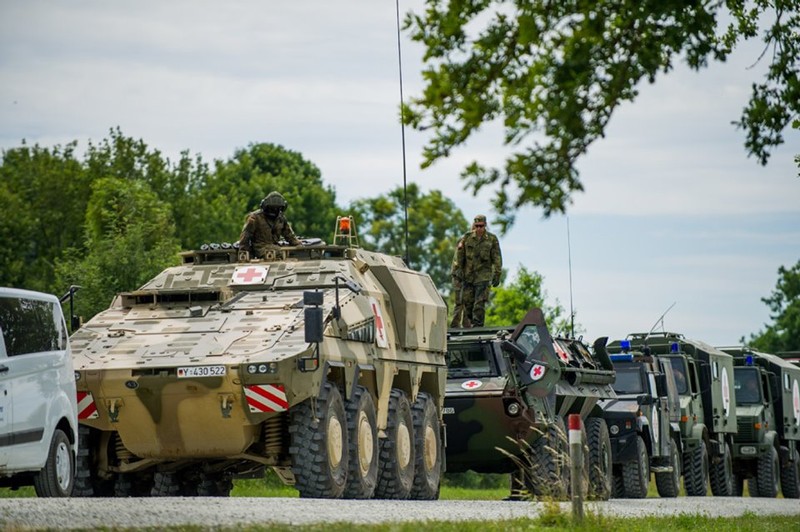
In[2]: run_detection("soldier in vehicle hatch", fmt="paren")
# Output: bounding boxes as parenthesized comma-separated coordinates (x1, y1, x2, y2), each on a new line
(450, 214, 503, 328)
(238, 191, 301, 258)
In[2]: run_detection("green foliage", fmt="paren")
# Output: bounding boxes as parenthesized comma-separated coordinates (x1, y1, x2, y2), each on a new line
(404, 2, 800, 230)
(349, 183, 468, 292)
(485, 265, 575, 335)
(746, 259, 800, 352)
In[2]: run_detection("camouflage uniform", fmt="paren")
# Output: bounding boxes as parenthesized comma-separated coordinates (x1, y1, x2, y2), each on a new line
(451, 215, 502, 327)
(238, 192, 301, 258)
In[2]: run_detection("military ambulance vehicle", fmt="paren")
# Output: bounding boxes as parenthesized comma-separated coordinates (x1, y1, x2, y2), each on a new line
(719, 347, 800, 498)
(69, 217, 448, 499)
(602, 340, 683, 499)
(444, 309, 615, 500)
(614, 333, 737, 496)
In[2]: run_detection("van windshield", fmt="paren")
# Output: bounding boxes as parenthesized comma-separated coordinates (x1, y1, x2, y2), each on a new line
(612, 366, 645, 394)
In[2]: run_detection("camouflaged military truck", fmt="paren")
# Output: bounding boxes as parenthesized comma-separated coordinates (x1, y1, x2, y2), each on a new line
(602, 344, 683, 499)
(719, 347, 800, 498)
(609, 333, 738, 496)
(443, 308, 616, 500)
(69, 217, 448, 499)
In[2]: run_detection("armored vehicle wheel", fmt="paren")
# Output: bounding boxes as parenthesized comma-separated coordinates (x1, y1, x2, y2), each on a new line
(733, 474, 744, 496)
(622, 435, 649, 499)
(585, 417, 612, 500)
(753, 445, 780, 498)
(527, 417, 568, 500)
(197, 471, 233, 497)
(409, 392, 443, 500)
(507, 470, 528, 501)
(779, 446, 800, 499)
(655, 438, 680, 498)
(73, 426, 114, 497)
(289, 382, 349, 498)
(33, 429, 75, 497)
(683, 441, 708, 496)
(709, 442, 735, 496)
(114, 472, 153, 497)
(151, 470, 198, 496)
(343, 385, 378, 499)
(611, 472, 624, 498)
(374, 389, 415, 499)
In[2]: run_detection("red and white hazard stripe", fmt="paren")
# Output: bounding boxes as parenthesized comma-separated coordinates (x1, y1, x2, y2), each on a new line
(244, 384, 289, 413)
(77, 391, 99, 420)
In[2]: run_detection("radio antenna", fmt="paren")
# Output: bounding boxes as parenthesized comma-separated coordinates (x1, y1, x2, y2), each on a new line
(644, 302, 677, 341)
(567, 217, 575, 338)
(395, 0, 410, 265)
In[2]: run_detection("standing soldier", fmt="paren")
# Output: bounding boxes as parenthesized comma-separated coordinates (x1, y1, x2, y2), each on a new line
(451, 214, 503, 327)
(238, 191, 301, 258)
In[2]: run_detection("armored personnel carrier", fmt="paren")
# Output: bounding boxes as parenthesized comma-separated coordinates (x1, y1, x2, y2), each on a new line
(719, 347, 800, 498)
(69, 217, 448, 499)
(443, 308, 616, 500)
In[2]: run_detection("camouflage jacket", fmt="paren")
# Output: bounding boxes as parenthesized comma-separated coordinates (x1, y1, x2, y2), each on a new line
(451, 230, 502, 284)
(238, 210, 301, 257)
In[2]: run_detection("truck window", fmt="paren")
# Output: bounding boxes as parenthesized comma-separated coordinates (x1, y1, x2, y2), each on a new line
(0, 296, 62, 357)
(733, 367, 761, 405)
(612, 366, 645, 394)
(666, 357, 689, 394)
(446, 344, 499, 378)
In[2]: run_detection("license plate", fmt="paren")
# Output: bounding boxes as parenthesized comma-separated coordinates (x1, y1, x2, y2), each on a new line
(177, 366, 226, 378)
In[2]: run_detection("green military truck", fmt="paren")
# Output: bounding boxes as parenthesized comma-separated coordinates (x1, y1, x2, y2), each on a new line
(614, 333, 738, 496)
(443, 308, 616, 500)
(719, 347, 800, 498)
(601, 342, 683, 498)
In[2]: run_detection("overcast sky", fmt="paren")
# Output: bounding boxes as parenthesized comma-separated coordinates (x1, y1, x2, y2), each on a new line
(1, 1, 798, 347)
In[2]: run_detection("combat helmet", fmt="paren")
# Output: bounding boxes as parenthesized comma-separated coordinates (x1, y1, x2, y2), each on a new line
(260, 191, 288, 218)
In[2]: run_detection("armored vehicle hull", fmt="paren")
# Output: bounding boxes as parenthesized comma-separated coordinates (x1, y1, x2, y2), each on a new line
(70, 237, 448, 499)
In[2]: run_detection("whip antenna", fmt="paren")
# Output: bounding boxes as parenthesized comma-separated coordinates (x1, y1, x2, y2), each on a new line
(395, 0, 410, 265)
(567, 217, 575, 338)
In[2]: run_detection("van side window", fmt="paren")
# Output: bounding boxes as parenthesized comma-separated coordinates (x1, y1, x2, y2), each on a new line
(0, 296, 60, 356)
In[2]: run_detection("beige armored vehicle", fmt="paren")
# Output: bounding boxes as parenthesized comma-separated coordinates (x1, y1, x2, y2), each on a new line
(70, 217, 447, 499)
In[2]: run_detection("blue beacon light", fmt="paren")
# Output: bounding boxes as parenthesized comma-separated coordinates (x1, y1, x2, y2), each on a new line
(670, 342, 679, 353)
(745, 354, 754, 366)
(620, 339, 631, 353)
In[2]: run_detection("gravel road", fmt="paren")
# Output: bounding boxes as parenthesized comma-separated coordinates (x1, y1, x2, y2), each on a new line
(1, 497, 798, 530)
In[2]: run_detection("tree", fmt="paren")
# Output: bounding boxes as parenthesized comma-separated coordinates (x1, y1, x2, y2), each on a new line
(485, 265, 575, 335)
(746, 259, 800, 353)
(404, 2, 800, 230)
(349, 183, 469, 293)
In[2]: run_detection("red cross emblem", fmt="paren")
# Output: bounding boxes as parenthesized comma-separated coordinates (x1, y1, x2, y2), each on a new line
(232, 266, 268, 284)
(370, 297, 389, 348)
(461, 379, 482, 390)
(530, 364, 546, 381)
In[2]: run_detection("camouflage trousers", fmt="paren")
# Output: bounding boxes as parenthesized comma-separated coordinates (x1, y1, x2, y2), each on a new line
(450, 278, 471, 328)
(462, 281, 490, 327)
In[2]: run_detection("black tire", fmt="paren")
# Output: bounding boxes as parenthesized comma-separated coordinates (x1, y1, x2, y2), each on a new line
(709, 442, 735, 496)
(289, 382, 349, 498)
(611, 472, 625, 499)
(655, 439, 680, 498)
(374, 389, 415, 499)
(114, 472, 153, 497)
(622, 436, 649, 499)
(754, 446, 780, 498)
(197, 471, 233, 497)
(343, 385, 378, 499)
(73, 425, 114, 497)
(733, 474, 744, 496)
(585, 417, 612, 501)
(780, 445, 800, 499)
(507, 469, 527, 501)
(409, 392, 443, 500)
(527, 417, 568, 500)
(683, 441, 708, 496)
(151, 471, 195, 496)
(33, 429, 75, 497)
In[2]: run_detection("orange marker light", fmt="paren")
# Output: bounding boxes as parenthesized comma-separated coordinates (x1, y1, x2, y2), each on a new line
(754, 422, 762, 430)
(339, 217, 351, 233)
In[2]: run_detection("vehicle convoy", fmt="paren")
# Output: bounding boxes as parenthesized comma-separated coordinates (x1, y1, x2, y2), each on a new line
(608, 333, 738, 496)
(718, 347, 800, 498)
(69, 218, 448, 499)
(601, 342, 683, 499)
(443, 308, 616, 500)
(0, 287, 79, 497)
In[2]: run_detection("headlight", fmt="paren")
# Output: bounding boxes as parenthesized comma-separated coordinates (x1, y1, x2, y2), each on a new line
(740, 446, 757, 455)
(609, 424, 619, 435)
(506, 402, 521, 416)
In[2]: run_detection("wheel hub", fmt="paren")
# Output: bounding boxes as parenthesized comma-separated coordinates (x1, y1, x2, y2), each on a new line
(327, 415, 343, 469)
(397, 422, 411, 469)
(357, 411, 374, 475)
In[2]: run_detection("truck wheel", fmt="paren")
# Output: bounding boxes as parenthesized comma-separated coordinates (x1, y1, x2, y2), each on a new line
(343, 385, 378, 499)
(611, 472, 625, 498)
(115, 472, 153, 497)
(289, 382, 349, 498)
(655, 438, 680, 498)
(779, 446, 800, 499)
(733, 474, 744, 496)
(709, 442, 735, 496)
(585, 417, 612, 500)
(197, 471, 233, 497)
(622, 435, 649, 499)
(374, 388, 415, 499)
(527, 417, 568, 500)
(33, 429, 75, 497)
(410, 392, 443, 500)
(683, 441, 709, 496)
(73, 425, 114, 497)
(151, 470, 198, 496)
(754, 446, 780, 497)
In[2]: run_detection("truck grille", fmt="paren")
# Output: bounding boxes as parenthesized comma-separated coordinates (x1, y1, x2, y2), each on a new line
(736, 419, 755, 442)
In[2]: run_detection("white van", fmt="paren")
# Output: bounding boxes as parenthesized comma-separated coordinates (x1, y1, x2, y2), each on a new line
(0, 287, 78, 496)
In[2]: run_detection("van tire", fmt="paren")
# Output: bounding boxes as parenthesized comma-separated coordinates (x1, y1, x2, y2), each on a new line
(780, 446, 800, 499)
(622, 436, 649, 498)
(33, 429, 75, 497)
